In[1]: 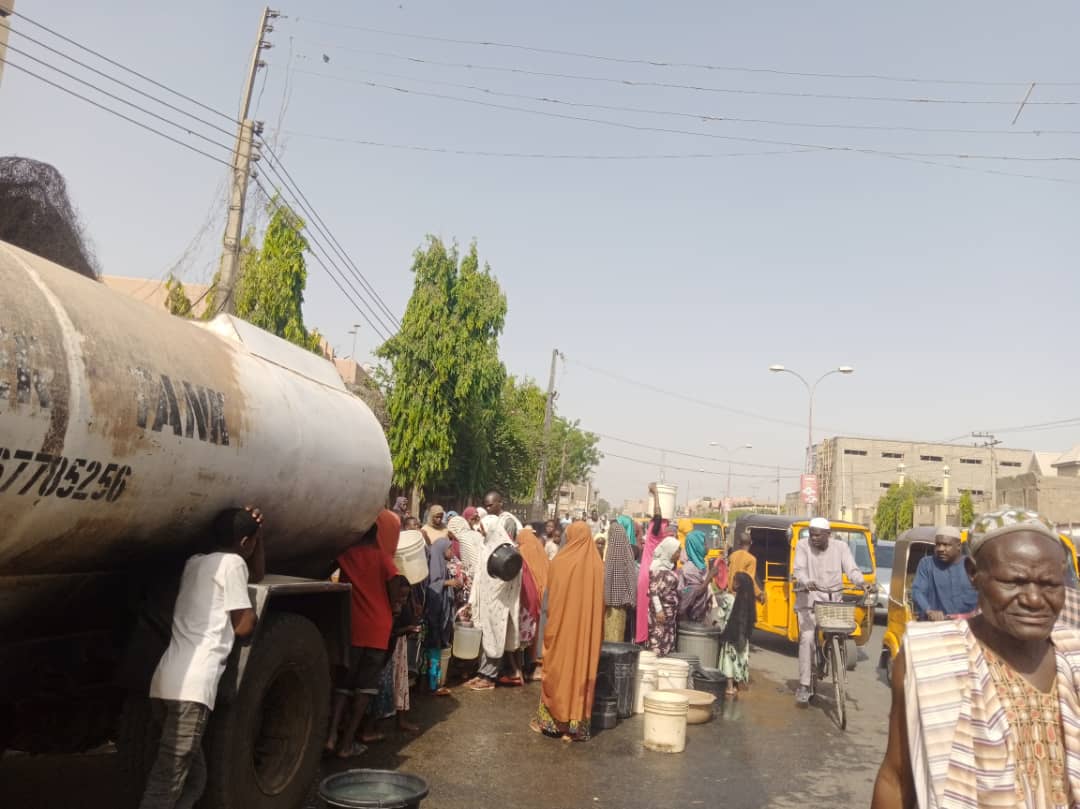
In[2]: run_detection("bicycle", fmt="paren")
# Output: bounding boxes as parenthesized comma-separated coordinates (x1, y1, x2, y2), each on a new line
(797, 584, 873, 730)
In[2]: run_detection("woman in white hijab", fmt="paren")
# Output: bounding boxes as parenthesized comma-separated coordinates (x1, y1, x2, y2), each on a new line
(647, 536, 682, 656)
(464, 519, 522, 690)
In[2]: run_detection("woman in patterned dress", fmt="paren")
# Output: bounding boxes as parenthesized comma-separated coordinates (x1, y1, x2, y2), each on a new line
(647, 536, 682, 656)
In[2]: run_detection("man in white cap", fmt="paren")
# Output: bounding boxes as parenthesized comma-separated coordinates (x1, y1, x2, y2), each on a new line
(910, 525, 978, 621)
(791, 516, 866, 706)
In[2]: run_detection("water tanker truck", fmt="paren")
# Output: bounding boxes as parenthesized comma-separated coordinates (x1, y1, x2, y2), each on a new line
(0, 240, 394, 808)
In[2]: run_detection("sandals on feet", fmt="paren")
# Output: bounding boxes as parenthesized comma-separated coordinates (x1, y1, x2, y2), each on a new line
(335, 741, 368, 760)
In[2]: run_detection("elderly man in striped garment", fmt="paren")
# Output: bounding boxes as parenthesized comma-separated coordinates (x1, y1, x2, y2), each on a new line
(872, 508, 1080, 809)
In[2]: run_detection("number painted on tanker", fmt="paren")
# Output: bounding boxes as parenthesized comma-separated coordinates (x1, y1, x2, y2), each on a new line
(0, 447, 132, 503)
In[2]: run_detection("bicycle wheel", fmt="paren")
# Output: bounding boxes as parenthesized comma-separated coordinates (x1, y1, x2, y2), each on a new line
(830, 634, 847, 730)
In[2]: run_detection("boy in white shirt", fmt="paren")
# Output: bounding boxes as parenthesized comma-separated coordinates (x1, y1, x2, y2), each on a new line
(139, 507, 265, 809)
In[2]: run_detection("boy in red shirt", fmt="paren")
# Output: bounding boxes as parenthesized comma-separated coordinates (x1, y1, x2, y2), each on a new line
(326, 521, 402, 757)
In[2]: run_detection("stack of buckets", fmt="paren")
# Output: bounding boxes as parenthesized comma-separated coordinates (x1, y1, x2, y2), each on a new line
(635, 652, 693, 753)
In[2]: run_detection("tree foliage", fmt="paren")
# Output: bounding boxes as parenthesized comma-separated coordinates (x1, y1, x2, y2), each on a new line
(545, 417, 602, 504)
(958, 490, 975, 527)
(377, 237, 602, 505)
(231, 198, 322, 352)
(378, 237, 507, 497)
(164, 273, 193, 317)
(874, 479, 935, 540)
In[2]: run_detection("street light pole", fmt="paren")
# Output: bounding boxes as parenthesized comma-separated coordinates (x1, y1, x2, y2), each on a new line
(709, 442, 752, 525)
(768, 364, 854, 516)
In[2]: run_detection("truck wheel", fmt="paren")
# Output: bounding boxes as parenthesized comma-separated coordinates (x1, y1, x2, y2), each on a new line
(203, 612, 330, 809)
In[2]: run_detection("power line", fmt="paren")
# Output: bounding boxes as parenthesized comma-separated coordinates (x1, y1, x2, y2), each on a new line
(250, 174, 394, 343)
(297, 41, 1080, 134)
(8, 8, 237, 123)
(589, 431, 803, 471)
(0, 20, 240, 139)
(253, 163, 396, 342)
(292, 69, 1080, 164)
(0, 56, 234, 169)
(257, 141, 402, 330)
(2, 46, 236, 156)
(297, 63, 1080, 149)
(881, 153, 1080, 186)
(293, 19, 1080, 88)
(602, 450, 801, 480)
(282, 132, 815, 160)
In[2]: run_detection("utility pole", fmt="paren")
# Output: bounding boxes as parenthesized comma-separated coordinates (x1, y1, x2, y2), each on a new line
(775, 466, 781, 515)
(972, 431, 1002, 508)
(531, 348, 562, 521)
(216, 6, 278, 315)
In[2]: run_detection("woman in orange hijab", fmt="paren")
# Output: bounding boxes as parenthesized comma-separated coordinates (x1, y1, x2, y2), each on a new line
(530, 521, 604, 742)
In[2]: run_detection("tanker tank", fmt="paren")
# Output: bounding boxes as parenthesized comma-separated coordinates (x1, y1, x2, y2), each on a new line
(0, 239, 392, 585)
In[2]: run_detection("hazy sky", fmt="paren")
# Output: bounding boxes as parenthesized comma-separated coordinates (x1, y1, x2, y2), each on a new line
(3, 1, 1079, 505)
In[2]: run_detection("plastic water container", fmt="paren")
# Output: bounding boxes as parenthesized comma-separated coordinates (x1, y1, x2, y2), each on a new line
(676, 622, 721, 669)
(643, 691, 690, 753)
(656, 657, 691, 692)
(591, 695, 619, 731)
(451, 623, 482, 660)
(597, 641, 641, 719)
(633, 659, 659, 714)
(393, 530, 428, 585)
(653, 483, 677, 520)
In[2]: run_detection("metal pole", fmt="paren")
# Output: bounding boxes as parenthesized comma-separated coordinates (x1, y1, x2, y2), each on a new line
(725, 461, 732, 524)
(532, 348, 560, 521)
(216, 6, 276, 315)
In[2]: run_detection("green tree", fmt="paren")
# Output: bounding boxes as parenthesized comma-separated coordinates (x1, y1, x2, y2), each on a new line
(377, 237, 507, 499)
(230, 199, 322, 352)
(544, 417, 602, 503)
(874, 479, 935, 540)
(596, 498, 612, 516)
(958, 490, 975, 527)
(164, 273, 193, 317)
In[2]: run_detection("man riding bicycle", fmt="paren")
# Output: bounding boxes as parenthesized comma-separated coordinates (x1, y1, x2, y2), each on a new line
(792, 517, 866, 706)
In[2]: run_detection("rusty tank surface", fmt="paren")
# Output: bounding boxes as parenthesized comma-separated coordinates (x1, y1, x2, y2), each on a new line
(0, 239, 391, 585)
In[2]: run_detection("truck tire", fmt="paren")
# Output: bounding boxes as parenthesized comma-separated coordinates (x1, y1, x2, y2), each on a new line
(202, 612, 330, 809)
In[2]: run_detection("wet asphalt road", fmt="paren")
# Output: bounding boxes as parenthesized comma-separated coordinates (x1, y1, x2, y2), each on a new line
(1, 631, 891, 809)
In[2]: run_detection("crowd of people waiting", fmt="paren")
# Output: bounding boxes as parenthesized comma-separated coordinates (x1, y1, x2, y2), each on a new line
(324, 483, 764, 753)
(130, 486, 767, 809)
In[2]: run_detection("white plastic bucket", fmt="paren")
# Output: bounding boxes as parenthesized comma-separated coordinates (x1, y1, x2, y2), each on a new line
(393, 529, 428, 585)
(643, 691, 690, 753)
(656, 657, 691, 691)
(653, 483, 677, 520)
(633, 659, 659, 715)
(638, 650, 659, 666)
(452, 623, 482, 660)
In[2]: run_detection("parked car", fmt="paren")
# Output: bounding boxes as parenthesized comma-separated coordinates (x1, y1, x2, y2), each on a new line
(874, 539, 895, 621)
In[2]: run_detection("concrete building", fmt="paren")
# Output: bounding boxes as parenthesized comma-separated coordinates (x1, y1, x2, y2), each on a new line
(812, 436, 1051, 527)
(102, 275, 212, 318)
(995, 444, 1080, 526)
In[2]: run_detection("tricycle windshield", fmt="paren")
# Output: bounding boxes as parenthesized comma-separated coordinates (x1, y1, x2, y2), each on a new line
(692, 521, 723, 549)
(798, 528, 875, 575)
(875, 542, 894, 569)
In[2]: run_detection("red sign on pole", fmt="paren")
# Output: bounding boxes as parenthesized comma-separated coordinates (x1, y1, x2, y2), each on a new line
(800, 474, 819, 505)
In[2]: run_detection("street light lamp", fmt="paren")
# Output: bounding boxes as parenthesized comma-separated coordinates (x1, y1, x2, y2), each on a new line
(708, 442, 753, 524)
(769, 364, 855, 515)
(347, 323, 362, 359)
